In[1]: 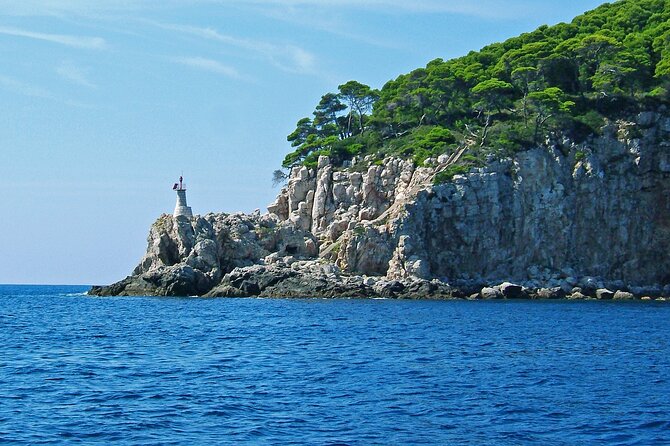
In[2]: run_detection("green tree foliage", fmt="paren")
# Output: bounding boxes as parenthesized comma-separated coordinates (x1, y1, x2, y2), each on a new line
(472, 79, 514, 114)
(471, 79, 514, 145)
(313, 93, 347, 138)
(408, 126, 456, 165)
(287, 117, 315, 147)
(282, 0, 670, 171)
(338, 80, 379, 136)
(528, 87, 576, 141)
(511, 66, 540, 124)
(282, 82, 379, 168)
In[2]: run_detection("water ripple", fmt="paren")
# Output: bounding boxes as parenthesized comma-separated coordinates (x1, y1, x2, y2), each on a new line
(0, 285, 669, 445)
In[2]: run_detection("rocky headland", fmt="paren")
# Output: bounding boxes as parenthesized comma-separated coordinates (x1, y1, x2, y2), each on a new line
(90, 111, 670, 300)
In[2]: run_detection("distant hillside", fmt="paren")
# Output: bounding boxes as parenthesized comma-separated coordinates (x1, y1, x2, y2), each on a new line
(280, 0, 670, 180)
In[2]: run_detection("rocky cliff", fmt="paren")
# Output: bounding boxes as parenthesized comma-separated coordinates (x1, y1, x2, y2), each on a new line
(90, 110, 670, 300)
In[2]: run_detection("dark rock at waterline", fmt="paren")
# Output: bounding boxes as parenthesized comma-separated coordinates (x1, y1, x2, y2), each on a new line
(398, 279, 456, 300)
(534, 287, 567, 300)
(568, 291, 589, 300)
(374, 280, 406, 298)
(480, 287, 503, 300)
(89, 265, 213, 297)
(499, 282, 526, 299)
(596, 288, 615, 300)
(203, 263, 368, 298)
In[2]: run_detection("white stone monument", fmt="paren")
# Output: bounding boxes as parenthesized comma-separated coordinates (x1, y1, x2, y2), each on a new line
(173, 176, 193, 218)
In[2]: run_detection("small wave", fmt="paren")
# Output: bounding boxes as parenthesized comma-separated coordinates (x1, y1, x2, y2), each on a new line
(637, 420, 670, 430)
(2, 289, 670, 445)
(204, 410, 229, 417)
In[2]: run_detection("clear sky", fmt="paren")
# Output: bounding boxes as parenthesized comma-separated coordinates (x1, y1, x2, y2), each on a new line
(0, 0, 608, 285)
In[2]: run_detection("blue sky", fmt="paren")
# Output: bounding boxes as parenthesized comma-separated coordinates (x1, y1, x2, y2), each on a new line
(0, 0, 608, 285)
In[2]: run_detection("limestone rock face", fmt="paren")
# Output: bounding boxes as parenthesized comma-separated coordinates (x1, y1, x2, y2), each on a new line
(268, 112, 670, 287)
(91, 212, 317, 296)
(269, 155, 419, 244)
(92, 110, 670, 298)
(399, 117, 670, 285)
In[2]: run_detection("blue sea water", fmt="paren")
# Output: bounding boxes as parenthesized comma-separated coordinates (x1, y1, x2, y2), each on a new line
(1, 285, 669, 445)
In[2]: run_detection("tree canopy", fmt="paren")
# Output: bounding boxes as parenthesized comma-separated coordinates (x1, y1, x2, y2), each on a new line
(281, 0, 670, 173)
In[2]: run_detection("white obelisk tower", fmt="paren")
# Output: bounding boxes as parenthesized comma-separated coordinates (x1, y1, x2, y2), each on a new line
(173, 176, 193, 218)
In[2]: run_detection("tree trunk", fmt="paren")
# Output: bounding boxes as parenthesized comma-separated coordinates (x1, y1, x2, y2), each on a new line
(480, 114, 492, 147)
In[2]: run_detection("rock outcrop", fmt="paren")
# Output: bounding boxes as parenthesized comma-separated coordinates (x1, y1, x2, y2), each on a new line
(269, 111, 670, 288)
(91, 110, 670, 300)
(91, 212, 317, 296)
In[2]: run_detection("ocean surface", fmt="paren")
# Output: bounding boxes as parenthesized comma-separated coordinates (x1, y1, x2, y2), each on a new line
(1, 285, 669, 445)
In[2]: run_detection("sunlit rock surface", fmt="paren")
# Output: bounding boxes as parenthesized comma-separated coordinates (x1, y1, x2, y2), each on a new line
(91, 112, 670, 299)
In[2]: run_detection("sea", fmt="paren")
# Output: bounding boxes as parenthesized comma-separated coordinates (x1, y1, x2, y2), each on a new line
(1, 285, 669, 445)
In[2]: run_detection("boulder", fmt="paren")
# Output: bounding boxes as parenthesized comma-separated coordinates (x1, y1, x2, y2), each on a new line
(536, 287, 566, 299)
(374, 280, 406, 298)
(480, 287, 503, 300)
(581, 277, 603, 294)
(499, 282, 526, 299)
(596, 288, 615, 300)
(613, 290, 635, 300)
(396, 279, 454, 299)
(206, 285, 249, 298)
(568, 291, 588, 300)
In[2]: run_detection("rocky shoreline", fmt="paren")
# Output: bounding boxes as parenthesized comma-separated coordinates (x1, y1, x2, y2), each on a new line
(89, 254, 670, 301)
(87, 212, 670, 301)
(89, 260, 670, 302)
(91, 111, 670, 300)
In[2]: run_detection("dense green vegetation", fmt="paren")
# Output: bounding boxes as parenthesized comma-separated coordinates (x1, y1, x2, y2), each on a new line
(280, 0, 670, 179)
